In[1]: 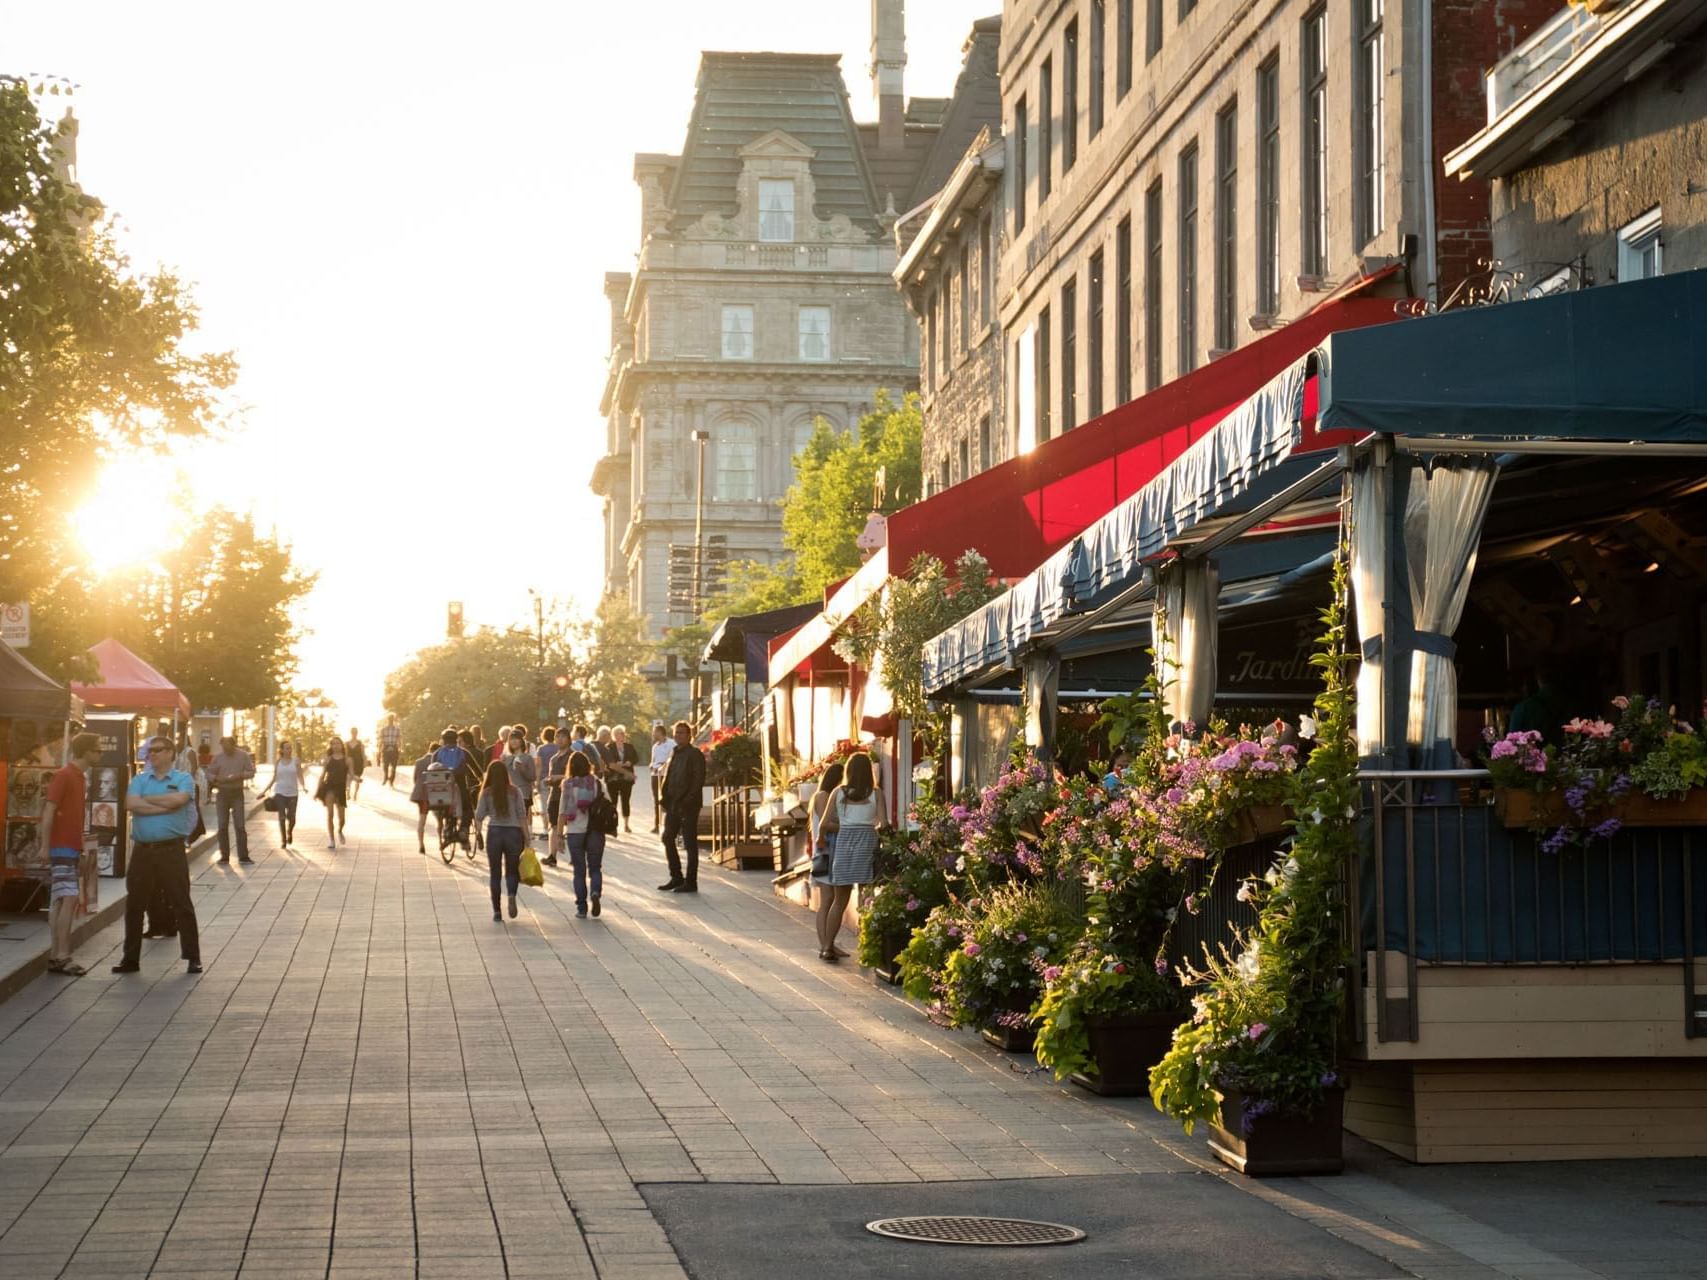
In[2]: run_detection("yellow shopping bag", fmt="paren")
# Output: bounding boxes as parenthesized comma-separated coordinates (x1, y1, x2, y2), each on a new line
(518, 846, 545, 888)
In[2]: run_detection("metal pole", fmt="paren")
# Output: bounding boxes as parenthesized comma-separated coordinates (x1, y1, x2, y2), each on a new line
(691, 429, 710, 724)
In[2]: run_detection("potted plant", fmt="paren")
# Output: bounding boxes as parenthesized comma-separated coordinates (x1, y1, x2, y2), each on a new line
(858, 795, 957, 984)
(939, 880, 1082, 1053)
(707, 728, 761, 785)
(1149, 550, 1357, 1176)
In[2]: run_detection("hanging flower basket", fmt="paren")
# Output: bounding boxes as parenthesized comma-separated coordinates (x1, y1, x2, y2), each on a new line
(1207, 1087, 1344, 1177)
(1067, 1010, 1188, 1097)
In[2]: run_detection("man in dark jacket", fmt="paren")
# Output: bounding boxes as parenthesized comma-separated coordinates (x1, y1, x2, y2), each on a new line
(658, 720, 705, 893)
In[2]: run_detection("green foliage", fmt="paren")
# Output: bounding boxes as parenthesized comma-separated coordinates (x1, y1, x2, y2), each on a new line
(583, 594, 658, 731)
(938, 881, 1082, 1031)
(706, 729, 761, 783)
(783, 392, 922, 599)
(0, 84, 236, 679)
(1631, 725, 1707, 798)
(857, 794, 957, 968)
(701, 559, 812, 624)
(98, 508, 314, 710)
(1033, 949, 1175, 1081)
(1150, 547, 1357, 1134)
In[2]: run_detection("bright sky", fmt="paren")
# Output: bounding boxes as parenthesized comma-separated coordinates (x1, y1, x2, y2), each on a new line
(9, 0, 994, 727)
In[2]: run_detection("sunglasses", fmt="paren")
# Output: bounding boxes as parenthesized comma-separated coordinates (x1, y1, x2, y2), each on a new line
(148, 745, 173, 754)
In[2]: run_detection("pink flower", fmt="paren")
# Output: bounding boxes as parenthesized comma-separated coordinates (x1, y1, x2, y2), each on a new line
(1042, 965, 1062, 983)
(1246, 1022, 1268, 1040)
(1112, 962, 1127, 975)
(962, 941, 982, 957)
(1612, 695, 1630, 710)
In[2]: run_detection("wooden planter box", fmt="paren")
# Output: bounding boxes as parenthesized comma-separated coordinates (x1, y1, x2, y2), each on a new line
(980, 1019, 1037, 1054)
(1228, 804, 1289, 847)
(1495, 788, 1707, 829)
(1069, 1009, 1188, 1096)
(1207, 1087, 1344, 1176)
(868, 928, 909, 987)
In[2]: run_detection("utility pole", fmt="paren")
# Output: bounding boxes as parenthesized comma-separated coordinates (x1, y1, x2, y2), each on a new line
(690, 429, 710, 725)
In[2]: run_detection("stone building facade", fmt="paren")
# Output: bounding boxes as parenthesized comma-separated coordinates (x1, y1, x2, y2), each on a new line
(1445, 0, 1707, 294)
(992, 0, 1558, 455)
(597, 12, 1002, 716)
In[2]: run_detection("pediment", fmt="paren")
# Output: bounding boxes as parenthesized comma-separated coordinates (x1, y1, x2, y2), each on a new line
(738, 129, 816, 161)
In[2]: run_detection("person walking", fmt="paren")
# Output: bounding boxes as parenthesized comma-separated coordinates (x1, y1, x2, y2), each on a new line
(409, 741, 437, 853)
(534, 726, 559, 837)
(475, 759, 528, 922)
(174, 731, 207, 846)
(379, 714, 402, 786)
(346, 730, 368, 802)
(205, 735, 256, 865)
(315, 737, 350, 849)
(819, 752, 886, 962)
(490, 727, 511, 764)
(648, 722, 674, 834)
(658, 720, 704, 894)
(606, 726, 640, 834)
(113, 736, 202, 975)
(555, 750, 607, 917)
(258, 740, 305, 848)
(456, 729, 484, 850)
(40, 732, 103, 976)
(808, 761, 847, 962)
(502, 728, 538, 838)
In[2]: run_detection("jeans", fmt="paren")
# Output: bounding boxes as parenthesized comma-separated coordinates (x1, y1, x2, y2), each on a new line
(569, 828, 605, 908)
(123, 839, 200, 964)
(662, 805, 700, 885)
(216, 787, 248, 859)
(486, 824, 524, 910)
(275, 794, 298, 844)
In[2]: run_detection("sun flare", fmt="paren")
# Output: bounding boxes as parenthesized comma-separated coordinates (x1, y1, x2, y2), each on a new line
(72, 455, 189, 577)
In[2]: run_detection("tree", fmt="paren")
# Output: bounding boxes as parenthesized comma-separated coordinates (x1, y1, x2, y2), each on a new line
(0, 84, 236, 679)
(783, 391, 922, 600)
(97, 509, 315, 709)
(583, 594, 658, 730)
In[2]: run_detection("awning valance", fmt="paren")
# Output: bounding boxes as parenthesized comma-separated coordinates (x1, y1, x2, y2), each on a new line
(70, 638, 192, 717)
(1318, 268, 1707, 443)
(0, 642, 83, 722)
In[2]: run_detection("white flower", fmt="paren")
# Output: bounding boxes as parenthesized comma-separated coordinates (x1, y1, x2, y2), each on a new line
(1263, 866, 1280, 887)
(1234, 943, 1261, 981)
(1310, 808, 1324, 825)
(955, 855, 966, 872)
(1344, 804, 1356, 819)
(1236, 881, 1256, 903)
(1299, 715, 1319, 740)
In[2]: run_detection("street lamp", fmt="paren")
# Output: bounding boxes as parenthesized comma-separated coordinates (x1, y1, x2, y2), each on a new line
(691, 429, 710, 723)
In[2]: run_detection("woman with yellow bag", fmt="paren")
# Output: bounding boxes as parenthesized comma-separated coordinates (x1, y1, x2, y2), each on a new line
(474, 760, 530, 922)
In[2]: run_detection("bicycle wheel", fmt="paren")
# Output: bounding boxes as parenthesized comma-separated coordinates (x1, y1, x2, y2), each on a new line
(437, 811, 455, 864)
(465, 827, 480, 861)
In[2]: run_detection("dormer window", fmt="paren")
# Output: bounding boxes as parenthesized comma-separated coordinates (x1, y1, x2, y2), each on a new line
(759, 180, 795, 242)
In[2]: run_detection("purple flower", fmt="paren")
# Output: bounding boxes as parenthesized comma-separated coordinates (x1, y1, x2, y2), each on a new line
(1591, 817, 1623, 840)
(1154, 957, 1169, 976)
(962, 941, 982, 957)
(1319, 1070, 1338, 1088)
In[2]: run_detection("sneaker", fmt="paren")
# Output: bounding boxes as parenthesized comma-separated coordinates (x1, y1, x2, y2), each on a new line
(590, 895, 601, 917)
(575, 907, 588, 918)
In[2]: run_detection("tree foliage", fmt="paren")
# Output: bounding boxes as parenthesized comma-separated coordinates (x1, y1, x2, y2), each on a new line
(583, 594, 659, 732)
(98, 508, 315, 710)
(0, 84, 237, 679)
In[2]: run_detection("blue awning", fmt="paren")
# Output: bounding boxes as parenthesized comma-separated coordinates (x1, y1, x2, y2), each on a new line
(923, 359, 1328, 694)
(1318, 268, 1707, 442)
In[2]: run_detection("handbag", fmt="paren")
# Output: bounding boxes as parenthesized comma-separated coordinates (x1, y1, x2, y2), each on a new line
(590, 792, 619, 836)
(810, 846, 831, 877)
(518, 847, 545, 888)
(262, 795, 281, 813)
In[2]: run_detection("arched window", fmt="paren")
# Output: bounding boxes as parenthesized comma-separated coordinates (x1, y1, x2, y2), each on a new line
(715, 422, 758, 501)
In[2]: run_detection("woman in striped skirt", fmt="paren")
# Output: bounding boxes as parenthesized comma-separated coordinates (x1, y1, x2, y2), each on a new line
(822, 752, 886, 963)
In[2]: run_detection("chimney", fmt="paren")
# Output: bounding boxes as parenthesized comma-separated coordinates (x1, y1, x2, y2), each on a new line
(871, 0, 907, 151)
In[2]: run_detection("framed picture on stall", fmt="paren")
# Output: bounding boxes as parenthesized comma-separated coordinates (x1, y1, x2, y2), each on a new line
(89, 801, 118, 829)
(7, 767, 47, 820)
(93, 768, 121, 802)
(5, 821, 44, 872)
(95, 844, 115, 876)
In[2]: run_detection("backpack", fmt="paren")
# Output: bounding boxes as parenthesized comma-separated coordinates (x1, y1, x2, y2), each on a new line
(588, 787, 619, 836)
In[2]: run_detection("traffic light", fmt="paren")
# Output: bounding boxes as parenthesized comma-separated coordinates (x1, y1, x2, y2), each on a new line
(447, 601, 464, 639)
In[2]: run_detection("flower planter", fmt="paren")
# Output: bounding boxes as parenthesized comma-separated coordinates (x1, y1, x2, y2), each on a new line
(1617, 791, 1707, 826)
(868, 928, 908, 987)
(1495, 787, 1707, 829)
(1068, 1009, 1188, 1097)
(1493, 788, 1570, 828)
(1228, 803, 1289, 847)
(980, 1020, 1037, 1054)
(1207, 1087, 1344, 1176)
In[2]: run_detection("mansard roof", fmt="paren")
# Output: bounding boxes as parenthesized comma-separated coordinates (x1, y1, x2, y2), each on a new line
(670, 52, 882, 233)
(903, 17, 1003, 209)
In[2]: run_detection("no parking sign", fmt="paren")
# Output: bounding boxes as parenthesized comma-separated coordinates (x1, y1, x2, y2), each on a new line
(0, 603, 28, 648)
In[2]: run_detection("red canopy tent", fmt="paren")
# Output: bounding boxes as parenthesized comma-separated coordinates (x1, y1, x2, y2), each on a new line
(70, 638, 192, 718)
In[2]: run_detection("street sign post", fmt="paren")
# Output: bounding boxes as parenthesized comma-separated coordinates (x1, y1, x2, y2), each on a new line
(0, 603, 29, 648)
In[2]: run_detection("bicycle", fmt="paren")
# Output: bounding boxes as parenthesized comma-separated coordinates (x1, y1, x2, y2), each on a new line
(421, 768, 464, 864)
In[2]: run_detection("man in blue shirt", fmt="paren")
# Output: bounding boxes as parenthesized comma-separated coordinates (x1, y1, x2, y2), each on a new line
(114, 736, 202, 975)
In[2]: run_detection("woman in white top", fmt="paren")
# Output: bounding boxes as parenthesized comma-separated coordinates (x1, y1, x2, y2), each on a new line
(258, 739, 306, 848)
(648, 723, 675, 834)
(555, 750, 607, 918)
(820, 752, 886, 963)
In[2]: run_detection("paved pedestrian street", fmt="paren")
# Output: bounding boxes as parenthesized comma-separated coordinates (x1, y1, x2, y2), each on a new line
(0, 791, 1700, 1280)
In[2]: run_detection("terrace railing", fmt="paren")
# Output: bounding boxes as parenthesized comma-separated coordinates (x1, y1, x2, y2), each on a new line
(1486, 3, 1602, 122)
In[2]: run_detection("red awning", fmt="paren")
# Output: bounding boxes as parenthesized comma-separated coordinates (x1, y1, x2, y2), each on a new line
(70, 638, 192, 717)
(886, 287, 1403, 577)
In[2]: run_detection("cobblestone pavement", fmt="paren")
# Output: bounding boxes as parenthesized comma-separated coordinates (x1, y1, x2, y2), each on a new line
(2, 786, 1692, 1279)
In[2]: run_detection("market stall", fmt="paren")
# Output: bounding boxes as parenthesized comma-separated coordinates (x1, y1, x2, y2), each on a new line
(0, 643, 85, 910)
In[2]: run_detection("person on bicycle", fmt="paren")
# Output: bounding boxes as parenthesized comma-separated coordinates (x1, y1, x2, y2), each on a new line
(433, 728, 474, 845)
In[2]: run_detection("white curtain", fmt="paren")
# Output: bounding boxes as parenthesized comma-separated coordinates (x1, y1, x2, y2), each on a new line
(1403, 456, 1500, 764)
(1155, 558, 1219, 730)
(1350, 454, 1389, 756)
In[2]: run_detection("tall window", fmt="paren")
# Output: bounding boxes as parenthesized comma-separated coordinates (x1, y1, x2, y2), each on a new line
(1302, 7, 1329, 279)
(941, 268, 954, 373)
(1115, 217, 1133, 404)
(1145, 180, 1163, 391)
(1088, 249, 1105, 420)
(1214, 103, 1238, 353)
(1358, 0, 1386, 246)
(926, 292, 938, 388)
(958, 438, 970, 484)
(1618, 207, 1663, 279)
(759, 179, 795, 242)
(1178, 144, 1199, 376)
(958, 242, 972, 352)
(1016, 327, 1037, 453)
(1038, 303, 1053, 442)
(1117, 0, 1134, 99)
(798, 305, 831, 361)
(979, 214, 993, 326)
(1014, 96, 1029, 233)
(1062, 278, 1078, 431)
(979, 414, 992, 472)
(1064, 21, 1080, 173)
(1090, 1, 1105, 138)
(1257, 56, 1281, 317)
(715, 422, 757, 500)
(721, 305, 753, 360)
(1040, 58, 1054, 200)
(1146, 0, 1163, 63)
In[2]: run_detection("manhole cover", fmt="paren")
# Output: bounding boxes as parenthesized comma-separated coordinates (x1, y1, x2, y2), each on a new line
(866, 1215, 1086, 1247)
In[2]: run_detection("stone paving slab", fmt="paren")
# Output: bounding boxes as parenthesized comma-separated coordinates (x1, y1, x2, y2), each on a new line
(0, 779, 1691, 1278)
